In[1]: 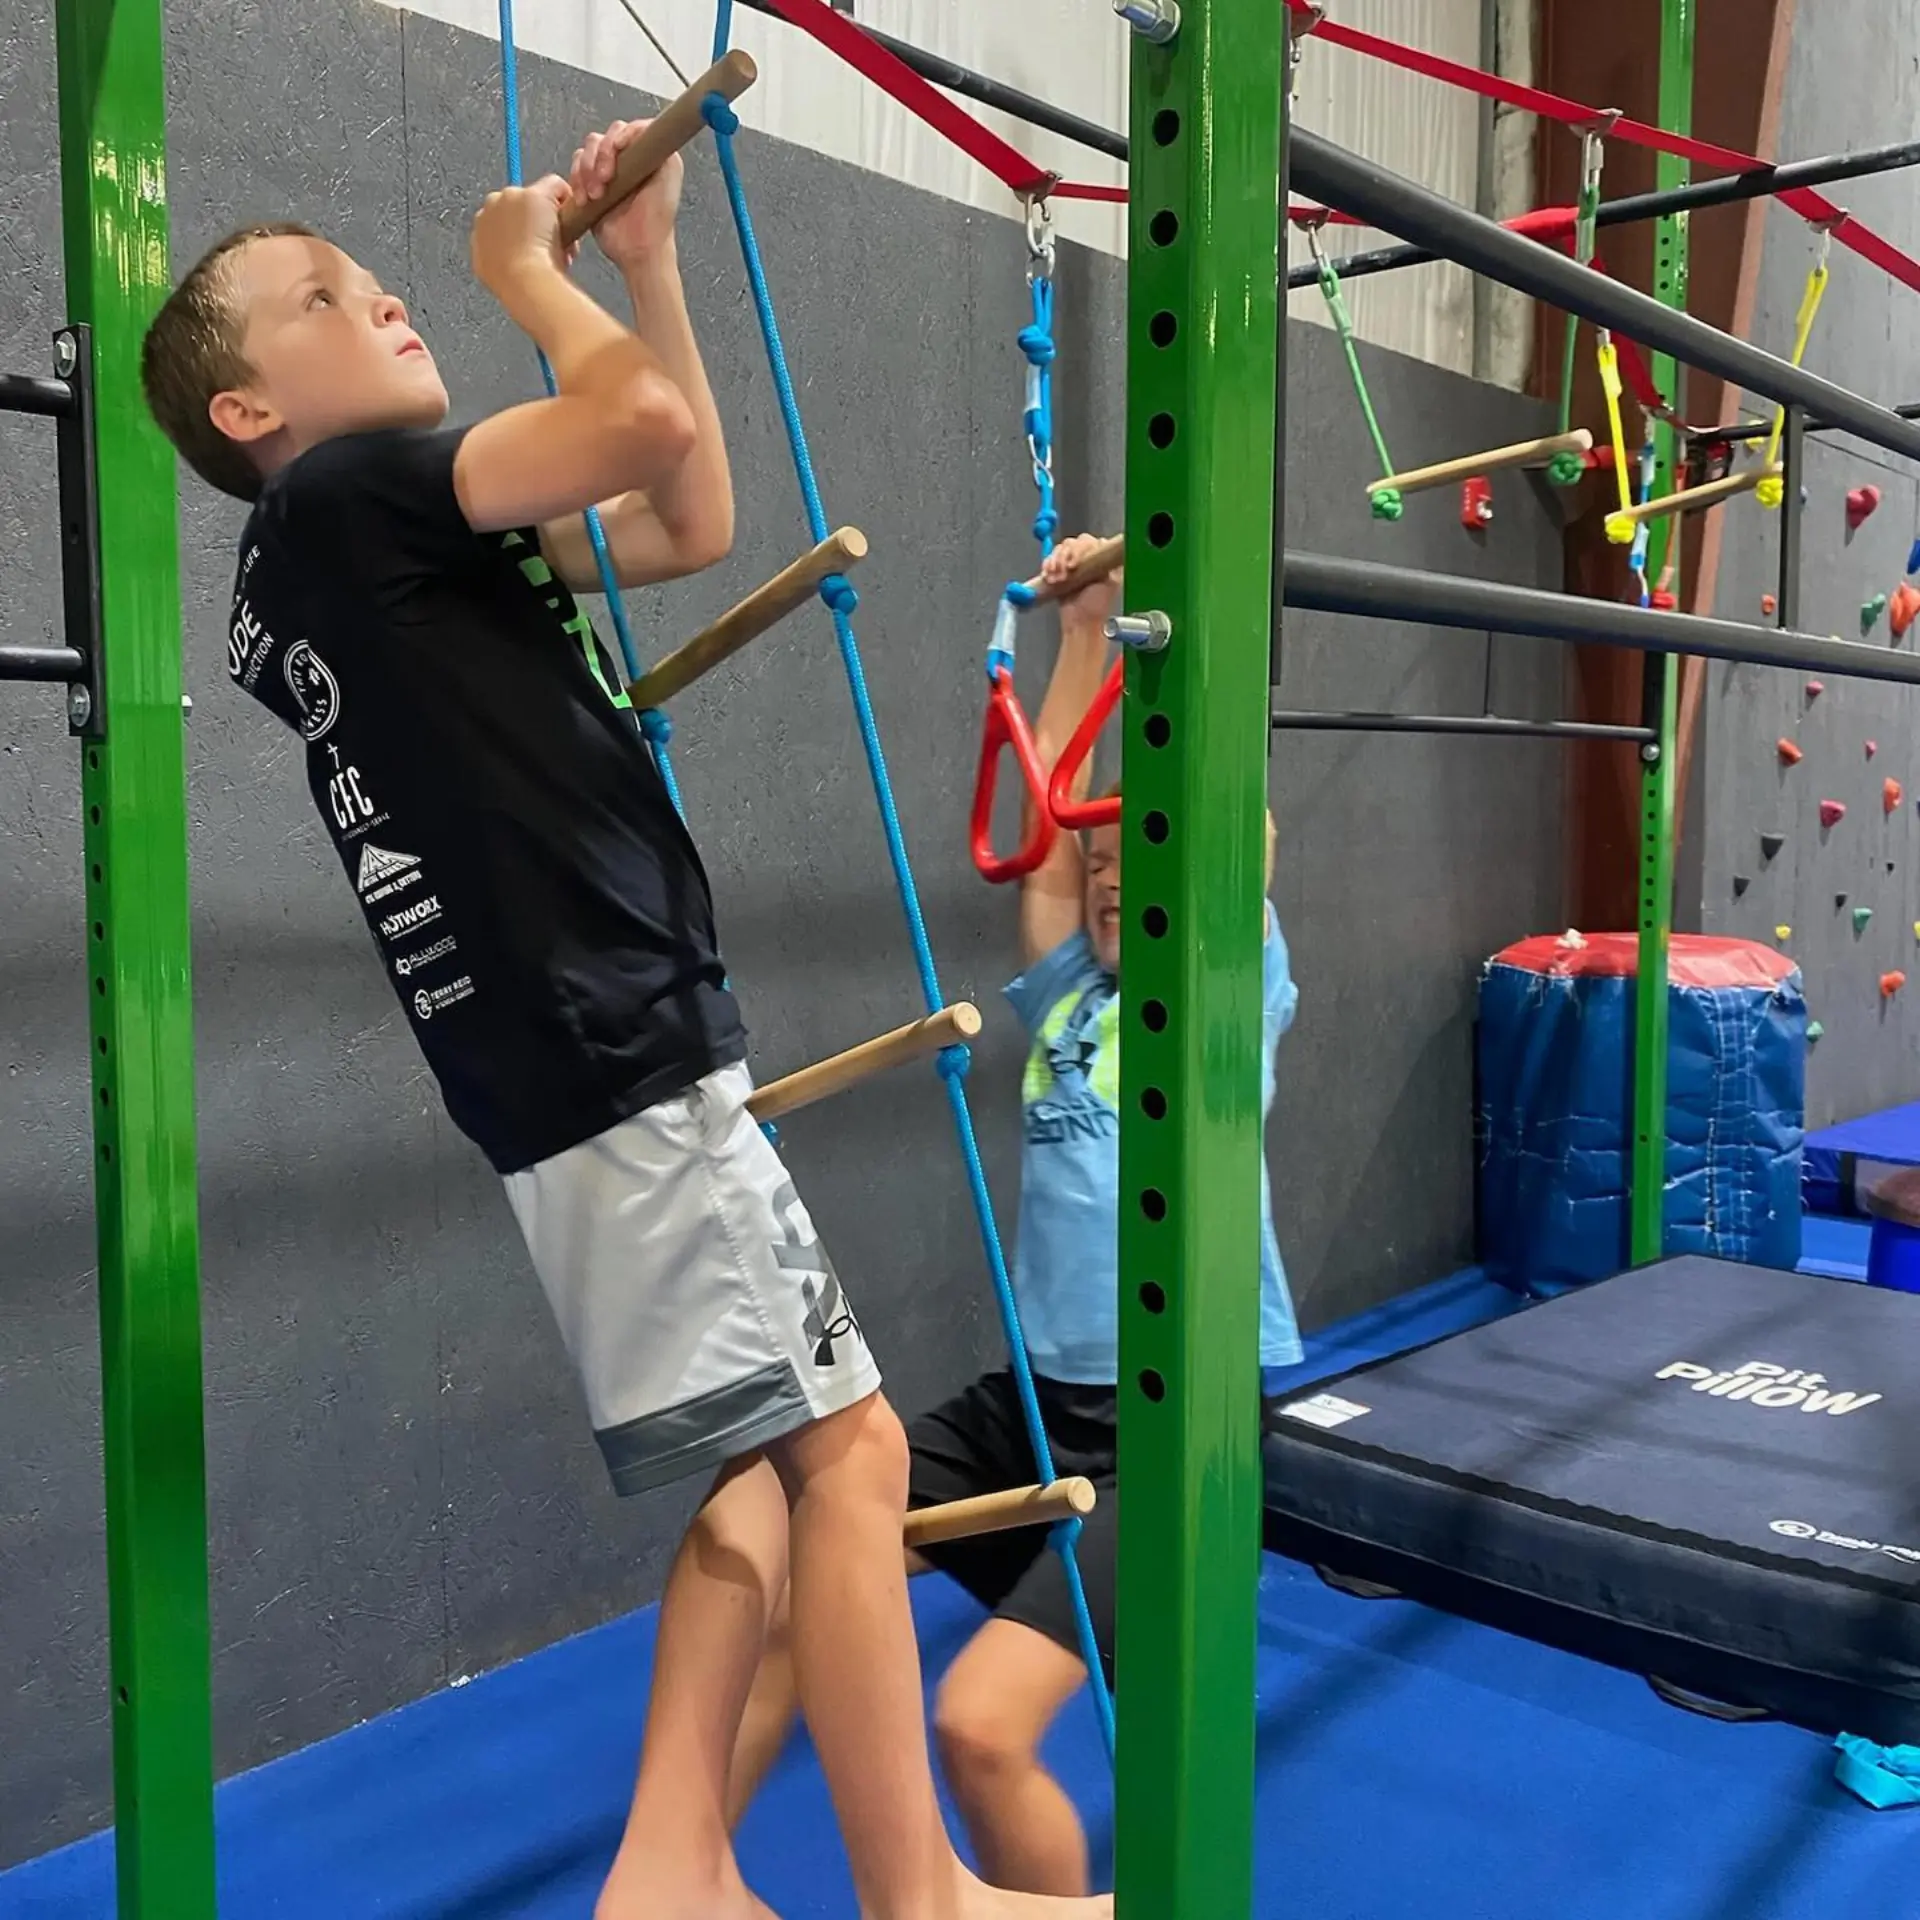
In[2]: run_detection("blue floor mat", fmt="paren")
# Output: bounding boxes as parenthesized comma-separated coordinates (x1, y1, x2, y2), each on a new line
(7, 1266, 1912, 1919)
(1799, 1211, 1872, 1281)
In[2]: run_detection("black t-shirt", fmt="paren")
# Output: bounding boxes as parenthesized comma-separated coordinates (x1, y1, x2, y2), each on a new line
(227, 427, 745, 1172)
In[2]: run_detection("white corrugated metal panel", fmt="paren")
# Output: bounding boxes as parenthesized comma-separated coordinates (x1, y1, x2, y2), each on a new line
(1288, 0, 1485, 374)
(382, 0, 1501, 371)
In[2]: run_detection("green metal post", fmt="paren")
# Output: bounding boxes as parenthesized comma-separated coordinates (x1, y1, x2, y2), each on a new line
(54, 3, 217, 1913)
(1116, 0, 1282, 1912)
(1629, 0, 1692, 1265)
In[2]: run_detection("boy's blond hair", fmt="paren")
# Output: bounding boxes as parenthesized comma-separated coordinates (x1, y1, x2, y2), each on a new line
(141, 224, 317, 502)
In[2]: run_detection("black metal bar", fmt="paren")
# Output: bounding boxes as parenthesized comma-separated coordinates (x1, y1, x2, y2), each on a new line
(733, 0, 1129, 164)
(1289, 137, 1920, 291)
(1290, 129, 1920, 463)
(1778, 405, 1804, 631)
(1269, 707, 1656, 742)
(1283, 549, 1920, 687)
(54, 326, 103, 736)
(0, 646, 86, 681)
(1705, 400, 1920, 445)
(0, 371, 75, 418)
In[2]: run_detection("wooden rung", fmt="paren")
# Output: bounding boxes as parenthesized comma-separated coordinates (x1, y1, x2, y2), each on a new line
(558, 50, 759, 246)
(904, 1477, 1098, 1551)
(1605, 463, 1777, 534)
(746, 1003, 983, 1124)
(1366, 429, 1594, 499)
(629, 528, 868, 709)
(1021, 534, 1125, 604)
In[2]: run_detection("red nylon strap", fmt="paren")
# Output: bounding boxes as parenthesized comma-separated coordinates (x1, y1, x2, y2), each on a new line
(1051, 181, 1130, 203)
(757, 0, 1052, 195)
(1286, 1, 1920, 297)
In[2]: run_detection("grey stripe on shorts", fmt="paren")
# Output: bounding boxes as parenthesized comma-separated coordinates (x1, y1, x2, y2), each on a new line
(596, 1360, 818, 1496)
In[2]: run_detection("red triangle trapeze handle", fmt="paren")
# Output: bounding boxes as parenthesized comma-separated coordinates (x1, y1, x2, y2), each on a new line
(970, 666, 1058, 884)
(1047, 657, 1123, 832)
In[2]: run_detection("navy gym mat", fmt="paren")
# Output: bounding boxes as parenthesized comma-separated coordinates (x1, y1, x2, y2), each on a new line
(1264, 1255, 1920, 1743)
(1804, 1099, 1920, 1212)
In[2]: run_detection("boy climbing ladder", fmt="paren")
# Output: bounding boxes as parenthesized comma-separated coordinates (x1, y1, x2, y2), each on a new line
(141, 103, 1110, 1920)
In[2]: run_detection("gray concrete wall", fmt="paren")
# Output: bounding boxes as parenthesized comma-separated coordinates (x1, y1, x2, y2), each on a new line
(0, 0, 1564, 1865)
(1699, 3, 1920, 1129)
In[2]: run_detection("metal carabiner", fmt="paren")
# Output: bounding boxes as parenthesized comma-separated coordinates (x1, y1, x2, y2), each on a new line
(1024, 193, 1056, 275)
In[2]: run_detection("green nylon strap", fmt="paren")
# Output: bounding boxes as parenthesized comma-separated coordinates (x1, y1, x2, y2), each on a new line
(1315, 247, 1395, 480)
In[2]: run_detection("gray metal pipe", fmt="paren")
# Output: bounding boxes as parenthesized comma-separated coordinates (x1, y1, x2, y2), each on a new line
(0, 645, 85, 682)
(1289, 128, 1920, 465)
(1282, 551, 1920, 688)
(1270, 708, 1655, 743)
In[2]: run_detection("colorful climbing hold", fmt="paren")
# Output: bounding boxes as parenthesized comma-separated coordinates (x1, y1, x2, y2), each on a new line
(1777, 736, 1804, 766)
(1775, 924, 1794, 942)
(1855, 906, 1875, 935)
(1761, 831, 1786, 860)
(1912, 921, 1920, 941)
(1862, 592, 1889, 636)
(1835, 892, 1850, 911)
(1847, 484, 1883, 532)
(1892, 583, 1920, 640)
(1805, 679, 1825, 701)
(1821, 799, 1848, 828)
(1808, 1019, 1825, 1042)
(1732, 875, 1751, 898)
(1888, 777, 1906, 815)
(1761, 592, 1777, 616)
(1909, 536, 1920, 577)
(1867, 739, 1880, 758)
(1883, 970, 1907, 1000)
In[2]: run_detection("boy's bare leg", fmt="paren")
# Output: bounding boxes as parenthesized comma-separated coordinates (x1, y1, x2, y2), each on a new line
(767, 1394, 1111, 1919)
(725, 1578, 800, 1827)
(726, 1550, 937, 1826)
(934, 1620, 1092, 1895)
(597, 1453, 788, 1920)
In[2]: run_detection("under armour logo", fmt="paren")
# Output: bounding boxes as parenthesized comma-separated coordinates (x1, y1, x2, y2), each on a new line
(770, 1180, 859, 1366)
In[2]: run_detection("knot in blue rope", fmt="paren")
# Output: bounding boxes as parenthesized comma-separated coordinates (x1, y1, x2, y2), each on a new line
(936, 1043, 972, 1083)
(701, 92, 740, 136)
(639, 706, 674, 746)
(1017, 323, 1055, 367)
(1005, 580, 1038, 611)
(1032, 507, 1059, 546)
(818, 572, 859, 616)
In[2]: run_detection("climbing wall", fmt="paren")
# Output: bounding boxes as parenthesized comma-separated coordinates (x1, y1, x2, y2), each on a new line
(1699, 0, 1920, 1124)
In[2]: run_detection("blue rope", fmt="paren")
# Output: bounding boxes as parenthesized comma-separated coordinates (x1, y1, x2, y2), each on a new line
(701, 39, 1116, 1763)
(498, 0, 683, 810)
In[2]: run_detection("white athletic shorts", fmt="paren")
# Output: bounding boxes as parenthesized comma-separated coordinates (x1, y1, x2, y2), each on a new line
(503, 1061, 882, 1496)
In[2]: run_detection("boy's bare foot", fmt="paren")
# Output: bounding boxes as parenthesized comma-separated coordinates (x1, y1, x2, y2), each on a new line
(955, 1863, 1114, 1916)
(595, 1851, 779, 1920)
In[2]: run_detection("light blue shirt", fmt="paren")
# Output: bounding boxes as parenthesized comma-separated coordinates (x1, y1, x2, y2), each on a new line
(1003, 910, 1302, 1385)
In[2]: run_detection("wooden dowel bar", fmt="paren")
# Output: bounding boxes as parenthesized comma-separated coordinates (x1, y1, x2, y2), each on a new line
(1021, 534, 1125, 604)
(1607, 462, 1776, 531)
(1366, 429, 1593, 499)
(746, 1003, 983, 1124)
(630, 527, 868, 709)
(904, 1477, 1098, 1551)
(558, 50, 759, 245)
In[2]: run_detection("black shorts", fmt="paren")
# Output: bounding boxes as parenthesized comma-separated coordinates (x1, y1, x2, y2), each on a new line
(907, 1369, 1119, 1680)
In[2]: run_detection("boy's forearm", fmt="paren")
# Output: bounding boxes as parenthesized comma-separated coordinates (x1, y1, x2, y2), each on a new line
(1033, 611, 1112, 769)
(498, 263, 677, 403)
(619, 241, 732, 541)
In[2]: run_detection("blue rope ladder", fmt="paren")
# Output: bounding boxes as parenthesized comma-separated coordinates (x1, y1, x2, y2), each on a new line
(495, 0, 1117, 1764)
